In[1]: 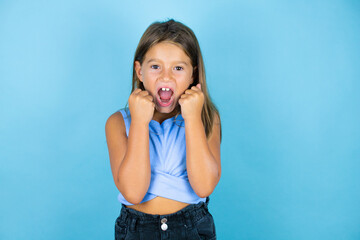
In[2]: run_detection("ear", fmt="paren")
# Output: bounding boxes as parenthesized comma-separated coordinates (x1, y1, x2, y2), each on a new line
(134, 61, 143, 82)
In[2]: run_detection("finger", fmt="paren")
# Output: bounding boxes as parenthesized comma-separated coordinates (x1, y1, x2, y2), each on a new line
(145, 95, 154, 102)
(133, 88, 142, 94)
(148, 100, 155, 108)
(191, 85, 201, 91)
(184, 89, 195, 95)
(139, 90, 150, 96)
(196, 83, 201, 90)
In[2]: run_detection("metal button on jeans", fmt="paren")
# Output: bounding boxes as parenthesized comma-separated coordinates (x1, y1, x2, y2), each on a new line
(161, 218, 168, 231)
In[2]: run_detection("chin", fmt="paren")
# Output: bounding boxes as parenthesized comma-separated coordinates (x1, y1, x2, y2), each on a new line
(155, 105, 174, 113)
(155, 100, 178, 114)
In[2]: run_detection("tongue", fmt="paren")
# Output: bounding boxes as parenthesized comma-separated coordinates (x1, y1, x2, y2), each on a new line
(159, 89, 172, 100)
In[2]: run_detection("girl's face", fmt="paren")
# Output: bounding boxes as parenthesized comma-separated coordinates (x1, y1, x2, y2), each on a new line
(135, 41, 194, 114)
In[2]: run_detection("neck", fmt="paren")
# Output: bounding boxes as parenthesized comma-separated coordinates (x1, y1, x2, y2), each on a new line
(152, 106, 180, 124)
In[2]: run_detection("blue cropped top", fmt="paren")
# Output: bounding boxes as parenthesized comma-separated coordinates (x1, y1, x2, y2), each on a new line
(117, 108, 207, 206)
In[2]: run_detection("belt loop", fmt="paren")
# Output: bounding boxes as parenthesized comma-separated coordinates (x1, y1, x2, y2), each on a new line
(129, 218, 137, 232)
(184, 211, 194, 228)
(120, 210, 127, 222)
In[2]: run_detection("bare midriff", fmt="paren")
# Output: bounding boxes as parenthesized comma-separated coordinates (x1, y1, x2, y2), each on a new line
(125, 196, 190, 215)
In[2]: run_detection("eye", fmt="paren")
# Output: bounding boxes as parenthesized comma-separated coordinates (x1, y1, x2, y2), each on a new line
(174, 66, 183, 71)
(151, 65, 160, 69)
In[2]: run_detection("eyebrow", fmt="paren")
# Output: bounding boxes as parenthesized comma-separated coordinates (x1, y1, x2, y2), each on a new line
(146, 58, 188, 65)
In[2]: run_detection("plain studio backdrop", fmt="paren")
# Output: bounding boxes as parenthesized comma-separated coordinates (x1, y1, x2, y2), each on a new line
(1, 1, 359, 239)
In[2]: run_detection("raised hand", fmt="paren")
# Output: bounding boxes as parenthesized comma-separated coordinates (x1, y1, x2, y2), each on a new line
(178, 83, 204, 121)
(128, 88, 155, 125)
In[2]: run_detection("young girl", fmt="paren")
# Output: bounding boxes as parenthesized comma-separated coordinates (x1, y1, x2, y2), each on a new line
(105, 19, 222, 240)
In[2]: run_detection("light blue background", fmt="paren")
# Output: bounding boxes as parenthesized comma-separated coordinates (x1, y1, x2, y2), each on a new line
(1, 0, 359, 239)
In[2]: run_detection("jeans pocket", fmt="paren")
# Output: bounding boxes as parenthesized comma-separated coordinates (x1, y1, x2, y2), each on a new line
(115, 216, 128, 240)
(193, 212, 217, 240)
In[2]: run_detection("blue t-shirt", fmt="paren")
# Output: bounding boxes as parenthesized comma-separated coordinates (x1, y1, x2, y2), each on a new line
(117, 108, 207, 205)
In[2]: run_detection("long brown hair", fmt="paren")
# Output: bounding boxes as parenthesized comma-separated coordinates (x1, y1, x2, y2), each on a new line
(127, 19, 221, 141)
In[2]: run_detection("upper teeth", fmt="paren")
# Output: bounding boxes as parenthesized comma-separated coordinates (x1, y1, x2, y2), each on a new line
(161, 88, 170, 91)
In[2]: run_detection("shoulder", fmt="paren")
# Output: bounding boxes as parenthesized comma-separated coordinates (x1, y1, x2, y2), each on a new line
(105, 110, 127, 137)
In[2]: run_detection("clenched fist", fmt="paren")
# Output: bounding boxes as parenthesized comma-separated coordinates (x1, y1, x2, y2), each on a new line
(178, 83, 204, 121)
(128, 88, 155, 125)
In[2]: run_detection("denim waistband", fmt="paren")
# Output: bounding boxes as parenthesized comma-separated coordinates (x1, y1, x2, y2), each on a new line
(119, 197, 210, 230)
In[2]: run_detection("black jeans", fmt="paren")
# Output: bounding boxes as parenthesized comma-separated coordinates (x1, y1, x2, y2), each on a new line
(115, 197, 216, 240)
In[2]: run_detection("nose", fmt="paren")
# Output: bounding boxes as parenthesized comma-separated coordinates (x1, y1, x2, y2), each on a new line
(160, 67, 173, 81)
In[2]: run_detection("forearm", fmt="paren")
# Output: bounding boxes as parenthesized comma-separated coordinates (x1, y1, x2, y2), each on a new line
(118, 121, 151, 204)
(185, 117, 220, 198)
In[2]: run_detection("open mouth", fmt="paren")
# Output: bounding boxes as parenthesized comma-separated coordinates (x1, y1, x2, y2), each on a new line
(157, 87, 174, 107)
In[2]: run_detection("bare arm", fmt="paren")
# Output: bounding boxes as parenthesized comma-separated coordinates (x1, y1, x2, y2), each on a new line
(185, 112, 222, 198)
(105, 112, 151, 204)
